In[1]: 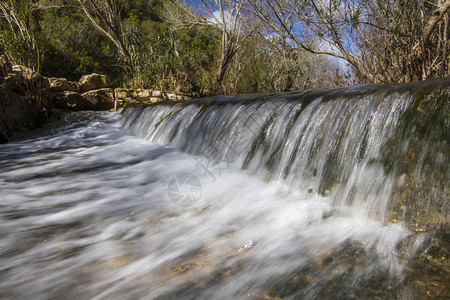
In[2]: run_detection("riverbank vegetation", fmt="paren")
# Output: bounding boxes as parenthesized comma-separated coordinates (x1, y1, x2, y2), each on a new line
(1, 0, 449, 96)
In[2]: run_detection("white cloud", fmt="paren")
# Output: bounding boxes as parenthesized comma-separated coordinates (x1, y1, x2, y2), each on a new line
(207, 10, 234, 29)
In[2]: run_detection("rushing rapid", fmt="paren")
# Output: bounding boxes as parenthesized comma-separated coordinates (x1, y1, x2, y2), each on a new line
(0, 79, 448, 299)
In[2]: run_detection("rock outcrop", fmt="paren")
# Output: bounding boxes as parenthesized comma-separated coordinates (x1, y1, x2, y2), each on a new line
(114, 88, 191, 107)
(0, 56, 12, 78)
(48, 77, 77, 92)
(0, 58, 49, 143)
(49, 73, 115, 110)
(51, 91, 89, 110)
(0, 63, 193, 142)
(81, 88, 115, 110)
(49, 73, 192, 110)
(51, 88, 115, 110)
(78, 73, 113, 93)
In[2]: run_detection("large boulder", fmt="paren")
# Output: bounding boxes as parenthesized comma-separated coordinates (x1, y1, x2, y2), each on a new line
(81, 88, 115, 110)
(11, 65, 50, 100)
(50, 88, 115, 110)
(50, 91, 89, 110)
(0, 92, 39, 137)
(48, 77, 77, 92)
(0, 63, 49, 143)
(1, 72, 23, 94)
(78, 73, 113, 92)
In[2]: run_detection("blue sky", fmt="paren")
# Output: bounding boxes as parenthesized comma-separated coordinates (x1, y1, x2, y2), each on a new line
(182, 0, 207, 12)
(180, 0, 351, 72)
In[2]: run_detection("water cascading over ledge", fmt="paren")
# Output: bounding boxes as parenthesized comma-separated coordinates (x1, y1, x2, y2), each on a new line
(121, 77, 449, 231)
(1, 78, 449, 299)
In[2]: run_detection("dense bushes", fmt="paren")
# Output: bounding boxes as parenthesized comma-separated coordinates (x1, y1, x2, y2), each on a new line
(0, 0, 349, 96)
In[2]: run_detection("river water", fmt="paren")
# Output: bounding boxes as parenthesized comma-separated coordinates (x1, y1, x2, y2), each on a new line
(0, 81, 448, 299)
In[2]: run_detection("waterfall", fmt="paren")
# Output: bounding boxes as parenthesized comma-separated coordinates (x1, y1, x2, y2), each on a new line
(0, 79, 448, 299)
(121, 78, 449, 230)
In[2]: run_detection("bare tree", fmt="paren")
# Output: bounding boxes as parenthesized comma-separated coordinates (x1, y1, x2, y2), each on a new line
(247, 0, 375, 81)
(248, 0, 450, 83)
(205, 0, 253, 85)
(166, 0, 261, 90)
(75, 0, 132, 74)
(0, 0, 41, 71)
(415, 0, 450, 80)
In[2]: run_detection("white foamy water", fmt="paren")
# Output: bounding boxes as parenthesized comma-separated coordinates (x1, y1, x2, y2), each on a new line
(0, 109, 414, 299)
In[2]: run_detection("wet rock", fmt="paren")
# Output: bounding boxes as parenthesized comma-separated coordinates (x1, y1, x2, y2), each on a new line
(399, 229, 450, 299)
(385, 90, 450, 232)
(78, 73, 113, 92)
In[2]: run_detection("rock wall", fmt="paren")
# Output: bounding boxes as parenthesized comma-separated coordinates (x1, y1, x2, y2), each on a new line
(49, 74, 192, 110)
(49, 74, 115, 110)
(114, 88, 190, 107)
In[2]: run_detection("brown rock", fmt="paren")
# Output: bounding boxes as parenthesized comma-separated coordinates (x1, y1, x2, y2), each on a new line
(114, 88, 163, 107)
(11, 65, 49, 99)
(114, 88, 191, 107)
(0, 63, 49, 142)
(162, 92, 190, 101)
(78, 73, 113, 92)
(81, 88, 115, 110)
(50, 88, 114, 110)
(114, 88, 133, 100)
(48, 77, 76, 92)
(1, 73, 24, 94)
(151, 90, 162, 97)
(136, 89, 151, 98)
(50, 91, 89, 110)
(150, 97, 163, 103)
(68, 81, 79, 92)
(0, 92, 30, 134)
(0, 89, 47, 143)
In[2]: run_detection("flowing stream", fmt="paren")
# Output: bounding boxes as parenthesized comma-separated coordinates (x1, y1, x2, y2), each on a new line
(0, 79, 448, 299)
